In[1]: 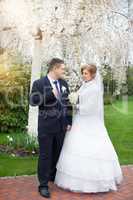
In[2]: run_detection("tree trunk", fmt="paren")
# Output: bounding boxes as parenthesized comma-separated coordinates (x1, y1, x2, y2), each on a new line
(28, 32, 42, 137)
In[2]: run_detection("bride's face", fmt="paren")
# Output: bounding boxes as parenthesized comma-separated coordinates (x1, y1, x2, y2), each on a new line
(82, 69, 92, 82)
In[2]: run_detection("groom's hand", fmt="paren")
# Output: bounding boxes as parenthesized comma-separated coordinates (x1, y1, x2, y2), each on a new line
(66, 125, 71, 132)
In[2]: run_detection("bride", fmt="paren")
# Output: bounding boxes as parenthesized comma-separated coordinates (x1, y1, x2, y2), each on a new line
(55, 64, 123, 193)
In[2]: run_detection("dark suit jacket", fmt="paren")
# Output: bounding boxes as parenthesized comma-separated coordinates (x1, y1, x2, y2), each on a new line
(29, 76, 73, 135)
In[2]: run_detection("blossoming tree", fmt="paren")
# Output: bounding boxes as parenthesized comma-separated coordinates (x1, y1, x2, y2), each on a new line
(0, 0, 132, 136)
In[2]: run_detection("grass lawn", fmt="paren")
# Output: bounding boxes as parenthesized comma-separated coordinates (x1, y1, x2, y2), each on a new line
(0, 97, 133, 177)
(104, 97, 133, 165)
(0, 154, 37, 177)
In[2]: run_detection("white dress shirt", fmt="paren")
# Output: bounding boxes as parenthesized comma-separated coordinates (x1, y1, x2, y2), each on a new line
(47, 74, 61, 93)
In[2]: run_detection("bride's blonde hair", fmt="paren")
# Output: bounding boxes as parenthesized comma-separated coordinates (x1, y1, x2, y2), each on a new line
(81, 64, 97, 79)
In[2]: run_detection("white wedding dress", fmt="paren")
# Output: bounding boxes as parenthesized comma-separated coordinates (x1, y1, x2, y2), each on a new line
(55, 71, 123, 193)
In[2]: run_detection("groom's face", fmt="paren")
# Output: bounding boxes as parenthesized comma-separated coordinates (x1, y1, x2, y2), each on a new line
(54, 64, 66, 79)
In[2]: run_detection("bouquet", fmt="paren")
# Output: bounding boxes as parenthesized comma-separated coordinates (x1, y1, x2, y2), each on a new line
(69, 92, 79, 106)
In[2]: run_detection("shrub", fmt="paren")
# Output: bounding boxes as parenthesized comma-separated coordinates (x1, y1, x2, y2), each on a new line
(0, 63, 31, 133)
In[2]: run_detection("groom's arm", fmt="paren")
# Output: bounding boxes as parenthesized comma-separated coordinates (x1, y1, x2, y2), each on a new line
(67, 93, 73, 126)
(64, 82, 73, 126)
(29, 79, 56, 106)
(29, 80, 43, 106)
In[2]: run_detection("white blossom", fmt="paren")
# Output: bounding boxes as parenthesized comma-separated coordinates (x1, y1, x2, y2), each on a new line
(7, 135, 13, 142)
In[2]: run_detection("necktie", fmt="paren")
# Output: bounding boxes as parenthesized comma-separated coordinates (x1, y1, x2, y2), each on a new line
(53, 80, 60, 98)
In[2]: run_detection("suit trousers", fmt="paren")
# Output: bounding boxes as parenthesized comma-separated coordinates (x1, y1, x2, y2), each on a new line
(37, 129, 65, 188)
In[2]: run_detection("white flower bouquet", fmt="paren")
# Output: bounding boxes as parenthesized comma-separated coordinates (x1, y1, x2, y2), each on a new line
(69, 92, 79, 106)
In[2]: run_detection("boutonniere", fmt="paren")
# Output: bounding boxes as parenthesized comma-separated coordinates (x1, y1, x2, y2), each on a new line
(62, 86, 67, 93)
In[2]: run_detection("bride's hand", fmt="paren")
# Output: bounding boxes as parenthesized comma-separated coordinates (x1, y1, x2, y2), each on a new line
(66, 125, 71, 132)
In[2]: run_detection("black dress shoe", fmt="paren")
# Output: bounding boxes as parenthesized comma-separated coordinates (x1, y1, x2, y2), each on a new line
(39, 187, 51, 198)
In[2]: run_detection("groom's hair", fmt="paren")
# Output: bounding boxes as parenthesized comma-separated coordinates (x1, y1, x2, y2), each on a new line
(47, 58, 64, 73)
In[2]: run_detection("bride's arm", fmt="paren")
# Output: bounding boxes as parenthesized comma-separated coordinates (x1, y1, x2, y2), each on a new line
(79, 90, 99, 115)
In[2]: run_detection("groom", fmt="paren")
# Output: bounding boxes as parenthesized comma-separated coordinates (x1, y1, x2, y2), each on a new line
(29, 58, 73, 198)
